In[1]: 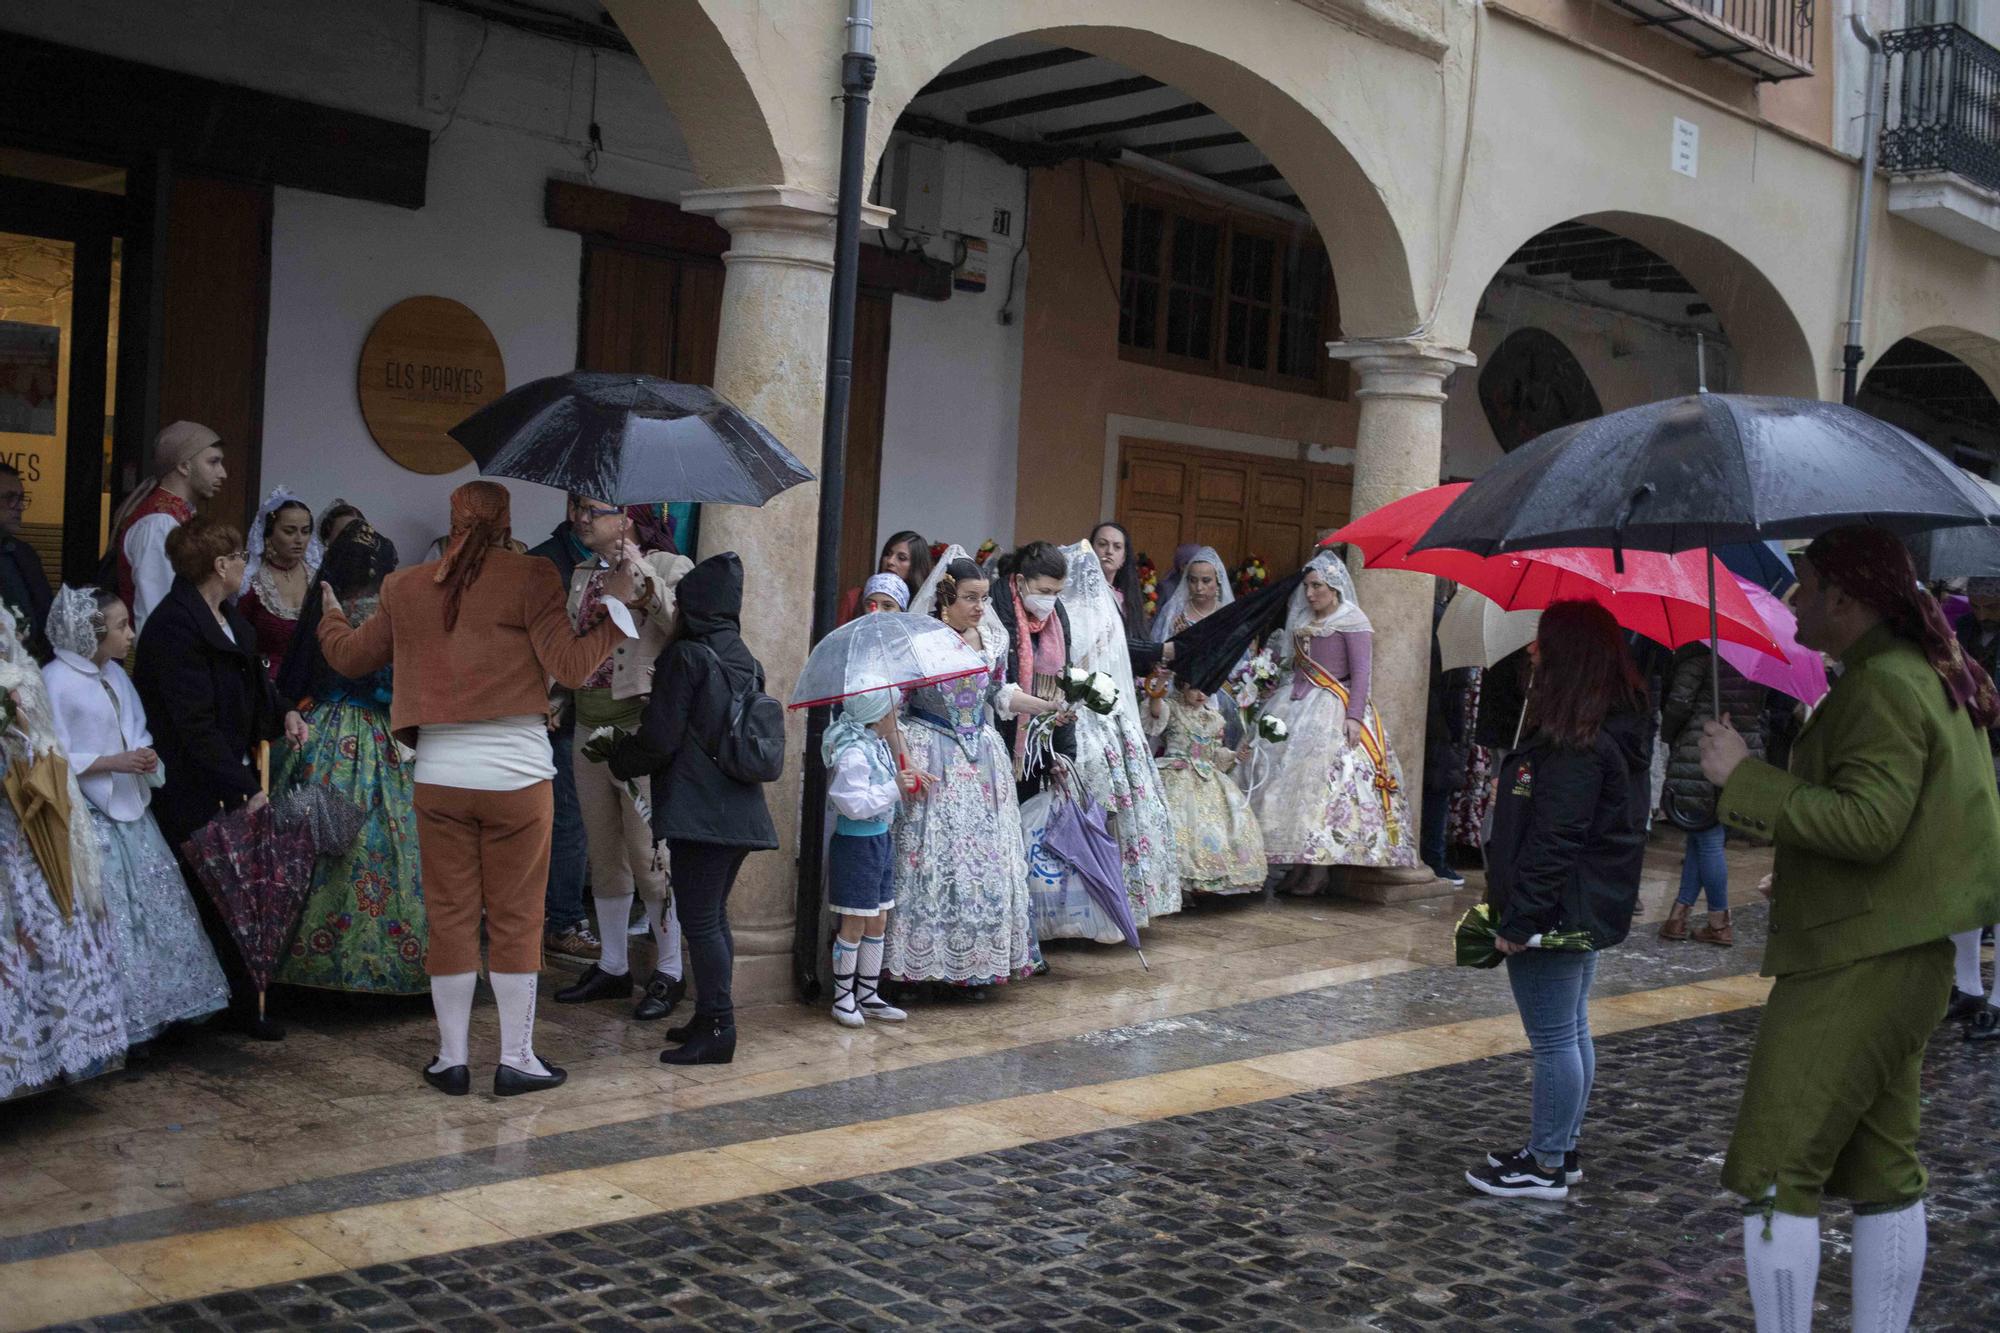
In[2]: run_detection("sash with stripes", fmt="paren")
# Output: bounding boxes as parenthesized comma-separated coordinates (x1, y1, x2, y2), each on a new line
(1298, 654, 1402, 831)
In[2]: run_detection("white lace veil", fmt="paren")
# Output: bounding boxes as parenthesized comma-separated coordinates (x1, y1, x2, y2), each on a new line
(1151, 545, 1233, 642)
(0, 600, 107, 916)
(910, 543, 970, 623)
(240, 485, 324, 597)
(1284, 548, 1369, 644)
(45, 585, 103, 662)
(1061, 540, 1141, 725)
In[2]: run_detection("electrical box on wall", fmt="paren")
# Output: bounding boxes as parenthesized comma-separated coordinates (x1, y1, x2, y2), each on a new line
(890, 139, 946, 238)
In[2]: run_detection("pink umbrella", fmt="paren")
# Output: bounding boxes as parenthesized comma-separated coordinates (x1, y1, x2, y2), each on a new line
(1717, 576, 1828, 705)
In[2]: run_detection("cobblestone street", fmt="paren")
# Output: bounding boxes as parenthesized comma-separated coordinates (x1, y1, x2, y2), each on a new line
(4, 845, 1997, 1331)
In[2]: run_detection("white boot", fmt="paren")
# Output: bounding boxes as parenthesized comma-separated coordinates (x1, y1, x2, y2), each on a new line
(831, 937, 864, 1028)
(856, 933, 906, 1022)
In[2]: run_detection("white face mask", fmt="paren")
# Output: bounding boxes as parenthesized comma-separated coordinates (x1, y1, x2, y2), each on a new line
(1021, 592, 1058, 619)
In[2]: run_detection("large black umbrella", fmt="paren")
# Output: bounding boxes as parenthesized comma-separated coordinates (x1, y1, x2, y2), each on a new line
(1413, 394, 2000, 559)
(1907, 524, 2000, 582)
(1411, 393, 2000, 720)
(1165, 569, 1307, 695)
(449, 372, 815, 506)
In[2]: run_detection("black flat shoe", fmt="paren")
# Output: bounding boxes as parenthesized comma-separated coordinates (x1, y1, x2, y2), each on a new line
(660, 1018, 735, 1066)
(1947, 987, 1986, 1025)
(554, 964, 634, 1005)
(423, 1063, 470, 1096)
(633, 971, 687, 1022)
(494, 1062, 568, 1096)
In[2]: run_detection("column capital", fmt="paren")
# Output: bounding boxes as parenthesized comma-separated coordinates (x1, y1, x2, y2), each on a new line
(680, 184, 893, 272)
(1327, 338, 1476, 403)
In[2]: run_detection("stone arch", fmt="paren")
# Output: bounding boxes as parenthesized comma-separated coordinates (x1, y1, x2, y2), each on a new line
(1440, 207, 1820, 401)
(1858, 327, 2000, 475)
(1864, 326, 2000, 405)
(601, 0, 785, 189)
(865, 9, 1431, 337)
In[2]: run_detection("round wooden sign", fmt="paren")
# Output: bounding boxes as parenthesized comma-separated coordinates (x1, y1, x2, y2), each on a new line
(356, 296, 506, 474)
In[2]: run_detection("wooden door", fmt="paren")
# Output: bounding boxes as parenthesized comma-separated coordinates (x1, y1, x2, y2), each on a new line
(835, 290, 892, 599)
(1114, 437, 1353, 576)
(159, 175, 271, 534)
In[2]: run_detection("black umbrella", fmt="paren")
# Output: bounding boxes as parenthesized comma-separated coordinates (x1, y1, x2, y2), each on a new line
(1411, 393, 2000, 719)
(1413, 394, 1999, 559)
(1907, 521, 2000, 582)
(1165, 569, 1307, 695)
(448, 372, 815, 506)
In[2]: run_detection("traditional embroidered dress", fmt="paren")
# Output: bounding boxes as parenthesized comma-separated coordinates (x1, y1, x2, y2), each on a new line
(0, 603, 127, 1100)
(239, 486, 325, 682)
(43, 592, 229, 1040)
(113, 489, 193, 630)
(1060, 540, 1180, 924)
(1147, 693, 1266, 896)
(274, 531, 428, 995)
(885, 549, 1036, 986)
(1241, 552, 1417, 869)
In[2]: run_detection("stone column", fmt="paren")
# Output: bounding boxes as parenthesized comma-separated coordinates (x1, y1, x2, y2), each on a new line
(1327, 338, 1475, 899)
(678, 185, 879, 1005)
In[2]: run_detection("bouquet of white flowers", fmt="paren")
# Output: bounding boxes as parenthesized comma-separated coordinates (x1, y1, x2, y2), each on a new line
(1057, 665, 1120, 715)
(1257, 714, 1289, 743)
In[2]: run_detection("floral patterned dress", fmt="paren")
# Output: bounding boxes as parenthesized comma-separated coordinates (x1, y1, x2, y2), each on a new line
(1147, 695, 1266, 895)
(1242, 623, 1417, 869)
(885, 619, 1036, 986)
(273, 597, 427, 993)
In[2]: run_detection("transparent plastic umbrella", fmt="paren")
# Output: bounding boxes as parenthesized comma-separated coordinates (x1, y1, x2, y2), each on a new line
(788, 612, 989, 709)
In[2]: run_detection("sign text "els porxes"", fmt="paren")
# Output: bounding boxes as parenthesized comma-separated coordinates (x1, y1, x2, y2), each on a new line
(384, 361, 487, 396)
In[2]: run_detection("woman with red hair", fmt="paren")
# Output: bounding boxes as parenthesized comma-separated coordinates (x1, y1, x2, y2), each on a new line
(320, 481, 638, 1098)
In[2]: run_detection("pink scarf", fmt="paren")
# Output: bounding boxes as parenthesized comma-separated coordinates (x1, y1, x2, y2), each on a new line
(1012, 582, 1068, 687)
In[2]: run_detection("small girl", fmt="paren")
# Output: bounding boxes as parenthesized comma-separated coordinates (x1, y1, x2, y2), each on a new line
(43, 586, 230, 1044)
(1147, 677, 1267, 897)
(825, 685, 912, 1027)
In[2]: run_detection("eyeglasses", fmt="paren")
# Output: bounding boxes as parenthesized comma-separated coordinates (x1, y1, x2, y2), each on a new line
(579, 505, 621, 522)
(0, 491, 26, 509)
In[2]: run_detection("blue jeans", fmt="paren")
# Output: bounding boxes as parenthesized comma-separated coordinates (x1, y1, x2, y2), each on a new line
(1506, 949, 1598, 1165)
(544, 719, 588, 931)
(1677, 824, 1728, 911)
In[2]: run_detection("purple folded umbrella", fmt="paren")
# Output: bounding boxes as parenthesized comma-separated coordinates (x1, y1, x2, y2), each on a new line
(1716, 575, 1829, 706)
(1041, 779, 1147, 967)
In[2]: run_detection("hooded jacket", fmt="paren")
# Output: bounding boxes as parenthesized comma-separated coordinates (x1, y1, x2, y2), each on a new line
(1483, 707, 1650, 948)
(610, 552, 778, 849)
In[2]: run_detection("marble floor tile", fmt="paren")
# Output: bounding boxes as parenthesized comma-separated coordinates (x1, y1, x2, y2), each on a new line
(100, 1220, 344, 1302)
(595, 1147, 796, 1211)
(440, 1168, 658, 1238)
(1061, 1062, 1310, 1119)
(279, 1195, 511, 1268)
(0, 1250, 154, 1332)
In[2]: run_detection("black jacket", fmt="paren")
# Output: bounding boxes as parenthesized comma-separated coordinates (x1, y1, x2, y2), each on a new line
(0, 535, 52, 661)
(610, 552, 778, 850)
(1484, 708, 1649, 948)
(989, 590, 1075, 800)
(1425, 632, 1470, 796)
(133, 576, 287, 848)
(1957, 615, 2000, 757)
(527, 522, 585, 588)
(1659, 643, 1767, 827)
(1472, 649, 1531, 751)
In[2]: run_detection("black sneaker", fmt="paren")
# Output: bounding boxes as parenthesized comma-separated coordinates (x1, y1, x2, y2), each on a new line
(1967, 1002, 2000, 1042)
(1487, 1145, 1582, 1185)
(1946, 987, 1987, 1025)
(1467, 1151, 1568, 1199)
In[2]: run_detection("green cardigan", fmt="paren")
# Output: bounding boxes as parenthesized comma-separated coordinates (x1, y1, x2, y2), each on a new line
(1720, 623, 2000, 977)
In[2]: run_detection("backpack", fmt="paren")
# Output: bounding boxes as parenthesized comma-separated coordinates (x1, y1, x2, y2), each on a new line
(697, 642, 785, 784)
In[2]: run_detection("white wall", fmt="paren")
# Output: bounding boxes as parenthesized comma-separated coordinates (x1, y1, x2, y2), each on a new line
(5, 0, 698, 565)
(869, 134, 1027, 557)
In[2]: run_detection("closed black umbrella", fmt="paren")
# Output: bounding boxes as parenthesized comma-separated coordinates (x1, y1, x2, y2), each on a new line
(1413, 394, 1999, 559)
(449, 372, 814, 506)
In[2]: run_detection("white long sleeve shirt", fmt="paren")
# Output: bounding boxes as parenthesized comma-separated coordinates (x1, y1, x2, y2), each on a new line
(124, 511, 180, 631)
(828, 740, 900, 831)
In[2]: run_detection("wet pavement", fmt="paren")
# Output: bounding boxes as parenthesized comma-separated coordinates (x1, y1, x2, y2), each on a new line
(5, 838, 1997, 1331)
(42, 1009, 2000, 1332)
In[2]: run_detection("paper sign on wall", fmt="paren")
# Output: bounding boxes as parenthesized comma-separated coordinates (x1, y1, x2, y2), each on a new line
(1671, 118, 1699, 178)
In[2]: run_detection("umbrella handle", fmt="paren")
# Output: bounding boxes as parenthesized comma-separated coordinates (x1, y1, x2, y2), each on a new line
(1611, 484, 1656, 576)
(257, 988, 267, 1023)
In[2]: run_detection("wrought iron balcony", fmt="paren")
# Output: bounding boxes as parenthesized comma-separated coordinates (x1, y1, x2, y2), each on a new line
(1881, 23, 2000, 196)
(1596, 1, 1815, 81)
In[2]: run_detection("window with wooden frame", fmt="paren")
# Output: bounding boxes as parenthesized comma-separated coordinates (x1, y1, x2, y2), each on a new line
(1117, 186, 1344, 398)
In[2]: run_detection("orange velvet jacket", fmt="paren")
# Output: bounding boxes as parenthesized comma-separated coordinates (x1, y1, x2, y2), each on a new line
(319, 548, 621, 746)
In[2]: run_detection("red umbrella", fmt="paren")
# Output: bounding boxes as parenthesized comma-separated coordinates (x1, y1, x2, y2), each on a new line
(1327, 484, 1781, 658)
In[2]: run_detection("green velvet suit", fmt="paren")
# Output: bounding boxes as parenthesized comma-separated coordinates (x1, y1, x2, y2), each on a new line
(1717, 623, 2000, 1215)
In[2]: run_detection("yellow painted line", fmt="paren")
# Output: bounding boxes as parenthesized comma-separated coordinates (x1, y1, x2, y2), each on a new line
(0, 974, 1772, 1332)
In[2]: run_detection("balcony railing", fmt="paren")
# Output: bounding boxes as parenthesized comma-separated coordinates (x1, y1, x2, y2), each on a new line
(1597, 1, 1815, 81)
(1881, 23, 2000, 196)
